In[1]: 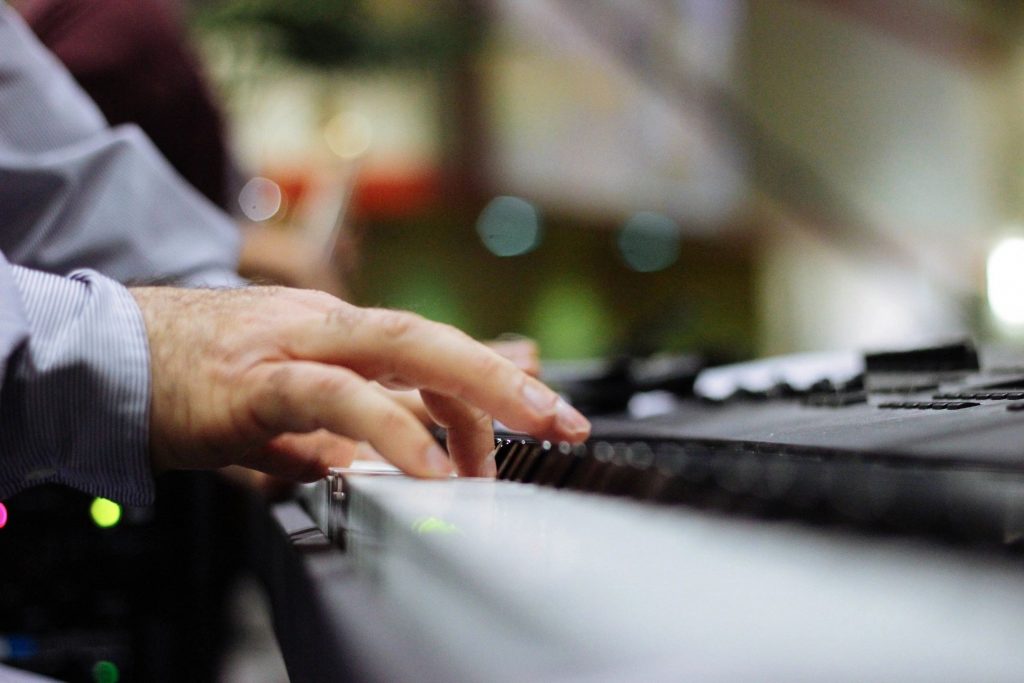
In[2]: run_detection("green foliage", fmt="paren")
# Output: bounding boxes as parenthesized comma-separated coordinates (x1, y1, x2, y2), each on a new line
(194, 0, 481, 68)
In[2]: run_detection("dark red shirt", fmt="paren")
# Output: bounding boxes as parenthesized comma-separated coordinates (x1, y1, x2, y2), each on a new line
(18, 0, 234, 210)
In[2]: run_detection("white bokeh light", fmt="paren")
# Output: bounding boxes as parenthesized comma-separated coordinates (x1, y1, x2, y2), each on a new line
(987, 237, 1024, 326)
(238, 177, 283, 222)
(325, 111, 373, 160)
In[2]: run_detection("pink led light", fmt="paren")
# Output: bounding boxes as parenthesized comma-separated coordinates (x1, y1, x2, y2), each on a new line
(0, 502, 7, 529)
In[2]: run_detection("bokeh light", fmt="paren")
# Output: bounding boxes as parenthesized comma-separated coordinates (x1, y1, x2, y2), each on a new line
(616, 212, 681, 272)
(92, 660, 120, 683)
(412, 516, 461, 535)
(90, 498, 121, 529)
(237, 176, 283, 222)
(0, 635, 37, 661)
(0, 502, 7, 529)
(528, 277, 613, 359)
(476, 196, 542, 257)
(988, 237, 1024, 326)
(325, 111, 373, 160)
(388, 270, 469, 331)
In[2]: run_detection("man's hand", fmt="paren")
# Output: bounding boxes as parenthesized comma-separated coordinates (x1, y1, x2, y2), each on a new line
(130, 286, 590, 481)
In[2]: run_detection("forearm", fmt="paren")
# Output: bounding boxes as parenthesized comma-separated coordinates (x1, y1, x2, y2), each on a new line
(0, 259, 153, 504)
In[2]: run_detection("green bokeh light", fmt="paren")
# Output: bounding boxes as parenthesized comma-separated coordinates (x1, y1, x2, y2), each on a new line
(90, 498, 122, 529)
(412, 516, 462, 535)
(528, 278, 612, 359)
(387, 270, 469, 331)
(92, 660, 120, 683)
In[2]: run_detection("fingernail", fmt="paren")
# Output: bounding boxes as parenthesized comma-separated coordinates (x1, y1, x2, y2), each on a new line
(522, 380, 557, 414)
(423, 444, 453, 477)
(555, 399, 591, 438)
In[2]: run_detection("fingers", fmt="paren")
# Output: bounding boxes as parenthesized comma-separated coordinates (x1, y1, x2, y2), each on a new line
(421, 391, 496, 477)
(376, 384, 433, 426)
(219, 466, 298, 500)
(486, 338, 541, 376)
(284, 307, 591, 444)
(242, 430, 358, 482)
(242, 360, 452, 478)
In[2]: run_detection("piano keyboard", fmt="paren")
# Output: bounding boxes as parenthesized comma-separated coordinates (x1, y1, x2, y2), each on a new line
(293, 342, 1024, 681)
(492, 437, 1024, 545)
(304, 469, 1024, 682)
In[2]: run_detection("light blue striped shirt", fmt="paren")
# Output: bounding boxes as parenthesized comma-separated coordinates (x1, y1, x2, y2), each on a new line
(0, 4, 244, 505)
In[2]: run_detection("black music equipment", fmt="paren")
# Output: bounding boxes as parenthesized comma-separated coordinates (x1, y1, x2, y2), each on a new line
(264, 340, 1024, 682)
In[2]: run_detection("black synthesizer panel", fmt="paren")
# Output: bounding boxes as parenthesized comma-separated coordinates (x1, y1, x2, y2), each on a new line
(497, 342, 1024, 546)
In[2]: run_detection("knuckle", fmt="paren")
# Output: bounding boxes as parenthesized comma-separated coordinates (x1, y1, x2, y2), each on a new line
(471, 351, 508, 382)
(467, 407, 492, 430)
(238, 364, 297, 436)
(308, 370, 359, 407)
(377, 404, 412, 437)
(438, 321, 473, 344)
(304, 289, 341, 309)
(255, 365, 294, 406)
(325, 304, 362, 331)
(375, 309, 420, 341)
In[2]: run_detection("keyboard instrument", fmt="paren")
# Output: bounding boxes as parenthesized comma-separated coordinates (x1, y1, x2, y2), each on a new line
(263, 341, 1024, 682)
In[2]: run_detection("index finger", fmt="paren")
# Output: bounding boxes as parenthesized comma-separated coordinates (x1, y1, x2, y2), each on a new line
(284, 306, 591, 443)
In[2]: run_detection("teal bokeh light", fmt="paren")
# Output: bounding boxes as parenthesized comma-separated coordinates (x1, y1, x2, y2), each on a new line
(476, 196, 542, 257)
(617, 212, 681, 272)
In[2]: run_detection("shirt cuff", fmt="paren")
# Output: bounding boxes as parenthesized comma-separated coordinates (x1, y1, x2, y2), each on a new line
(0, 267, 153, 505)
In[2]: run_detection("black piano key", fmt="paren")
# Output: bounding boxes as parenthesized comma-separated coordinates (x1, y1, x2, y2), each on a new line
(779, 456, 830, 514)
(497, 440, 530, 480)
(589, 443, 637, 497)
(511, 441, 551, 483)
(648, 443, 710, 504)
(547, 443, 590, 489)
(620, 442, 658, 499)
(531, 441, 571, 486)
(493, 439, 514, 472)
(561, 442, 606, 491)
(488, 416, 1020, 546)
(578, 441, 621, 493)
(753, 448, 799, 504)
(711, 447, 762, 497)
(504, 440, 539, 481)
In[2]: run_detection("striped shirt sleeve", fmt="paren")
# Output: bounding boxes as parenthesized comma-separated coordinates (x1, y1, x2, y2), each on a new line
(0, 257, 153, 505)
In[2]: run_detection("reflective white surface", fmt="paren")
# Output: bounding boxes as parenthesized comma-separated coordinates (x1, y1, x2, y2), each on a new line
(340, 475, 1024, 682)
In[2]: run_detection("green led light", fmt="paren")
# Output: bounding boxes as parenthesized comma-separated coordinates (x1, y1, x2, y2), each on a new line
(92, 660, 119, 683)
(90, 498, 121, 528)
(412, 516, 461, 535)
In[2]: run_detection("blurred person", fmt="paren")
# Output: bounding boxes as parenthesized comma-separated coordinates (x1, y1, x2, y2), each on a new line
(13, 0, 349, 296)
(0, 0, 592, 553)
(12, 0, 540, 376)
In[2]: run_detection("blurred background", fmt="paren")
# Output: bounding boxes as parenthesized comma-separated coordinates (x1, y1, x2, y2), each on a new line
(9, 2, 1024, 682)
(186, 0, 1024, 362)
